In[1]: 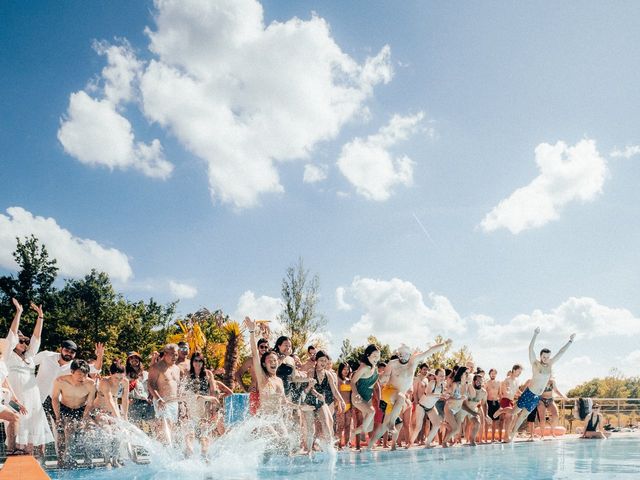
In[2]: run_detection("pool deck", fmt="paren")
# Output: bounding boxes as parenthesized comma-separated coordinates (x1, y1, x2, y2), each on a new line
(0, 456, 50, 480)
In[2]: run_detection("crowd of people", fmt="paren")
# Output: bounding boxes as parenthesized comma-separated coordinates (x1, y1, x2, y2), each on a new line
(0, 298, 606, 469)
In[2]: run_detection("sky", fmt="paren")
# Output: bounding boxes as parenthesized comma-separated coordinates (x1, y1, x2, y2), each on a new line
(1, 0, 639, 391)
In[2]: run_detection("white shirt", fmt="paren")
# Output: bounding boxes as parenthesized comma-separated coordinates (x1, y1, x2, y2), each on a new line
(34, 351, 98, 402)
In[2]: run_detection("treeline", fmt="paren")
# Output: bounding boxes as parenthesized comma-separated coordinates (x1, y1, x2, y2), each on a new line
(568, 372, 640, 399)
(1, 236, 475, 388)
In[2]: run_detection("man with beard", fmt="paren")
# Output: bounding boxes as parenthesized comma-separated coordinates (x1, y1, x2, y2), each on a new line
(35, 340, 104, 420)
(506, 328, 575, 442)
(368, 339, 451, 448)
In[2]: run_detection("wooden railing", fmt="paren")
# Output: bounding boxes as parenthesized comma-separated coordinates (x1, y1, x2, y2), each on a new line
(557, 397, 640, 433)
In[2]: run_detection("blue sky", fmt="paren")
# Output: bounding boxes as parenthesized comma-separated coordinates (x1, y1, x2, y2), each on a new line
(1, 0, 639, 390)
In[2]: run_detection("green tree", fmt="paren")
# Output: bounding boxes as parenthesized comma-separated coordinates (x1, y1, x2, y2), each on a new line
(339, 335, 392, 365)
(277, 258, 326, 356)
(0, 235, 58, 333)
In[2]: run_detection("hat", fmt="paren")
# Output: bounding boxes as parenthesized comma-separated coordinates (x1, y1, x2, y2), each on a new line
(61, 340, 78, 351)
(127, 351, 143, 359)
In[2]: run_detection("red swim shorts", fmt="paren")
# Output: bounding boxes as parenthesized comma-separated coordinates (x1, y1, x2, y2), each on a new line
(499, 398, 514, 409)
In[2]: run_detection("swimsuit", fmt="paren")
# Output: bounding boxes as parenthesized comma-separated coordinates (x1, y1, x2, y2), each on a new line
(419, 381, 443, 414)
(499, 397, 514, 409)
(355, 369, 378, 402)
(154, 399, 179, 421)
(339, 382, 352, 412)
(516, 388, 541, 412)
(60, 403, 85, 421)
(541, 397, 554, 408)
(585, 413, 600, 432)
(379, 384, 398, 415)
(487, 400, 500, 419)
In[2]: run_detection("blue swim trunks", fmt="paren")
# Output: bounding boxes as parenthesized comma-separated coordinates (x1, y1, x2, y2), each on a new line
(517, 388, 540, 412)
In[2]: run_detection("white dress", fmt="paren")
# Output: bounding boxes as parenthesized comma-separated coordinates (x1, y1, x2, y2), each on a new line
(5, 330, 54, 446)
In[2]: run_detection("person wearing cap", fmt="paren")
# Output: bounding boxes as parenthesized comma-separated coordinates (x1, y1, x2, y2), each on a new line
(368, 339, 452, 449)
(5, 298, 54, 456)
(35, 337, 104, 421)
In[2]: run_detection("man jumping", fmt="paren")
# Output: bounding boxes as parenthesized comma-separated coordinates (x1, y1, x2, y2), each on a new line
(506, 327, 575, 442)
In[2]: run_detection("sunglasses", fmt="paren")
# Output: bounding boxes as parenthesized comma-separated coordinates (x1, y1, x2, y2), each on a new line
(19, 338, 31, 345)
(259, 345, 270, 349)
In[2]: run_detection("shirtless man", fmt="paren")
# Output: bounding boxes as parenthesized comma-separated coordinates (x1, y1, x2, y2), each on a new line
(506, 328, 575, 442)
(51, 360, 96, 467)
(462, 374, 489, 446)
(148, 344, 181, 444)
(492, 365, 522, 439)
(299, 345, 316, 375)
(485, 369, 501, 442)
(176, 342, 191, 378)
(368, 339, 451, 448)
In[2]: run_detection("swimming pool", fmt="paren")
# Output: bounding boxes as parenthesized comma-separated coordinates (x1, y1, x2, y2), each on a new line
(48, 436, 640, 480)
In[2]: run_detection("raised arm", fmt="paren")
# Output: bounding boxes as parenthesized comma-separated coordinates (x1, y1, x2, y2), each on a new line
(550, 334, 576, 366)
(412, 339, 452, 365)
(94, 343, 105, 373)
(243, 317, 266, 387)
(30, 303, 44, 339)
(529, 328, 540, 365)
(9, 298, 23, 334)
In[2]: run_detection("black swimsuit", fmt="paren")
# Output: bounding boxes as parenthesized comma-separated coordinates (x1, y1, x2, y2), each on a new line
(585, 413, 600, 432)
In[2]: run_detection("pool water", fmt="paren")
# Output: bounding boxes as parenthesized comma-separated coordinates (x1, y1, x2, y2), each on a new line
(49, 437, 640, 480)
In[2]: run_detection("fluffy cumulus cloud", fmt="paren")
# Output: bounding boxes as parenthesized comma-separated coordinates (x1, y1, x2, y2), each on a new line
(303, 164, 328, 184)
(234, 290, 283, 330)
(60, 0, 393, 208)
(610, 145, 640, 159)
(168, 280, 198, 299)
(0, 207, 132, 282)
(337, 112, 424, 201)
(58, 43, 173, 179)
(480, 139, 608, 234)
(473, 297, 640, 347)
(339, 276, 466, 349)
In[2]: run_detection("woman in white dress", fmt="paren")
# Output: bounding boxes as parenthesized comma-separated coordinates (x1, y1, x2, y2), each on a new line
(6, 299, 54, 456)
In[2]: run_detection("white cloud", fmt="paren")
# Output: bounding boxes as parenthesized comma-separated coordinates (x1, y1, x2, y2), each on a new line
(480, 139, 608, 234)
(58, 91, 172, 179)
(234, 290, 283, 330)
(611, 145, 640, 159)
(0, 207, 132, 282)
(625, 350, 640, 370)
(335, 286, 352, 311)
(58, 40, 173, 180)
(337, 112, 424, 201)
(303, 164, 328, 184)
(473, 297, 640, 347)
(340, 276, 466, 349)
(168, 280, 198, 299)
(132, 0, 393, 208)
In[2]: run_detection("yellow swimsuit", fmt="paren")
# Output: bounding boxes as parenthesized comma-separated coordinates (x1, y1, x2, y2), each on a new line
(339, 382, 352, 412)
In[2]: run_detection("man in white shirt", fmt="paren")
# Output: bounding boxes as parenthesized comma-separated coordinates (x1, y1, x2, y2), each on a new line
(35, 340, 103, 419)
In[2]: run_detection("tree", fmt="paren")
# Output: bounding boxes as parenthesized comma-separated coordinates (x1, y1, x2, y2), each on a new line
(0, 235, 58, 333)
(277, 258, 326, 356)
(339, 335, 392, 366)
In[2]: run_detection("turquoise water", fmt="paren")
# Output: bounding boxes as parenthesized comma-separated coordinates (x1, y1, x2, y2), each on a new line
(49, 437, 640, 480)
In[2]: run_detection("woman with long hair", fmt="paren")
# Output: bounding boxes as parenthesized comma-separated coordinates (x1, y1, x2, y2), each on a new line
(125, 352, 154, 425)
(335, 362, 353, 449)
(350, 344, 381, 441)
(5, 299, 53, 456)
(184, 351, 232, 458)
